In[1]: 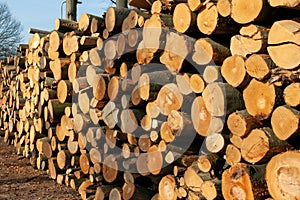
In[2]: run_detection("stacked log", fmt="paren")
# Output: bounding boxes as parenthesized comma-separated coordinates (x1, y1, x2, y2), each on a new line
(1, 0, 300, 199)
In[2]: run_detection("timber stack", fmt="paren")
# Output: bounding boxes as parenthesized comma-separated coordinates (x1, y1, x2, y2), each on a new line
(1, 0, 300, 199)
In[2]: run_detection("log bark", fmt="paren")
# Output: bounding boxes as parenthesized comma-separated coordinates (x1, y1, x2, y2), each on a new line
(241, 127, 290, 164)
(202, 82, 244, 117)
(230, 0, 271, 24)
(173, 3, 197, 33)
(222, 163, 268, 200)
(192, 37, 231, 66)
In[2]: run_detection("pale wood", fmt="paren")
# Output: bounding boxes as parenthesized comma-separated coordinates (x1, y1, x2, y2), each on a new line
(227, 110, 261, 137)
(202, 82, 244, 117)
(271, 105, 300, 140)
(243, 79, 276, 120)
(266, 151, 300, 200)
(193, 37, 230, 66)
(241, 128, 289, 164)
(245, 54, 275, 80)
(230, 0, 271, 24)
(173, 3, 197, 33)
(221, 55, 249, 88)
(284, 83, 300, 107)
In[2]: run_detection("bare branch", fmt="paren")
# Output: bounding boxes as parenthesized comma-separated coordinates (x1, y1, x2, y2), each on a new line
(0, 2, 23, 57)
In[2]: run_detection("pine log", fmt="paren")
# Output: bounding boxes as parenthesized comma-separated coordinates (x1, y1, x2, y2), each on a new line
(147, 145, 163, 175)
(231, 29, 268, 58)
(271, 105, 300, 140)
(245, 54, 275, 80)
(192, 37, 230, 66)
(222, 163, 268, 199)
(184, 166, 203, 192)
(241, 128, 290, 164)
(202, 82, 244, 117)
(128, 0, 156, 10)
(268, 0, 300, 9)
(57, 80, 72, 103)
(158, 175, 177, 200)
(230, 0, 271, 24)
(54, 18, 79, 33)
(173, 3, 197, 33)
(49, 30, 64, 52)
(138, 70, 174, 101)
(217, 0, 231, 17)
(243, 79, 277, 120)
(105, 7, 131, 33)
(197, 2, 238, 35)
(268, 44, 300, 70)
(62, 31, 80, 56)
(156, 83, 183, 116)
(48, 99, 72, 123)
(103, 154, 118, 183)
(160, 32, 190, 72)
(221, 55, 249, 88)
(266, 151, 300, 200)
(227, 110, 261, 137)
(284, 83, 300, 107)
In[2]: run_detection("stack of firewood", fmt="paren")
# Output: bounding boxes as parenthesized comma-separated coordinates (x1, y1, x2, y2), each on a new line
(1, 0, 300, 199)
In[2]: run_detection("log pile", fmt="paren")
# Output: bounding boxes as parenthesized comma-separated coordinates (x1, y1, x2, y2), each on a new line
(1, 0, 300, 199)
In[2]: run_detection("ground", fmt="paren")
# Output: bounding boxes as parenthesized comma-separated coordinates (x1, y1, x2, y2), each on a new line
(0, 137, 81, 200)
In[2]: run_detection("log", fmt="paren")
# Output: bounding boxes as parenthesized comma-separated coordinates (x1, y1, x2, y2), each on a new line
(156, 83, 183, 116)
(202, 82, 244, 117)
(79, 13, 104, 35)
(160, 32, 190, 72)
(227, 110, 261, 137)
(268, 0, 300, 9)
(105, 7, 131, 33)
(173, 3, 197, 33)
(230, 0, 271, 24)
(243, 79, 277, 120)
(222, 163, 268, 199)
(271, 105, 300, 140)
(221, 55, 249, 88)
(62, 31, 80, 56)
(128, 0, 156, 10)
(158, 175, 177, 200)
(49, 30, 64, 52)
(57, 80, 72, 103)
(192, 37, 231, 66)
(268, 43, 300, 70)
(138, 70, 174, 101)
(266, 151, 300, 200)
(103, 154, 118, 183)
(54, 18, 79, 33)
(197, 2, 238, 35)
(217, 0, 231, 17)
(241, 128, 290, 164)
(245, 54, 275, 81)
(284, 83, 300, 107)
(147, 145, 163, 175)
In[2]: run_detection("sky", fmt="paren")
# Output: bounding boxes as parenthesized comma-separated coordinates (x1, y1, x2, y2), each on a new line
(1, 0, 114, 43)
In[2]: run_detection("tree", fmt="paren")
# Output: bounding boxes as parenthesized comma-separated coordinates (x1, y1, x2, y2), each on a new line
(0, 2, 23, 58)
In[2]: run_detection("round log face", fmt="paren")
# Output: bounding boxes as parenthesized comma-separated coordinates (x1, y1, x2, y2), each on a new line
(173, 3, 192, 33)
(231, 0, 263, 24)
(243, 79, 275, 120)
(266, 151, 300, 200)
